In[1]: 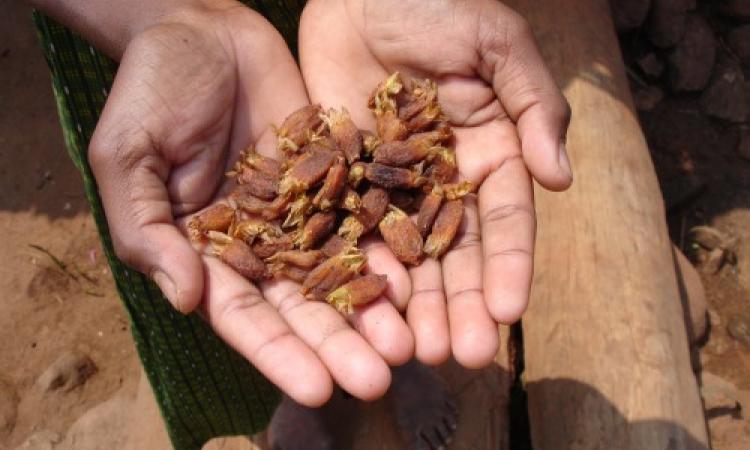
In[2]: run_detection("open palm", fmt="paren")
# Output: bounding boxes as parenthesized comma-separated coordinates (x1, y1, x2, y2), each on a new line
(90, 2, 411, 407)
(300, 0, 573, 368)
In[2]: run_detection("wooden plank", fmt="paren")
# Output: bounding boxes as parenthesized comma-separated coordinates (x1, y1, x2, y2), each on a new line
(503, 0, 710, 448)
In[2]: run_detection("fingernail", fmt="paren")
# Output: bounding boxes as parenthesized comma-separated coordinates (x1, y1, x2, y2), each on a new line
(152, 270, 184, 313)
(558, 141, 573, 182)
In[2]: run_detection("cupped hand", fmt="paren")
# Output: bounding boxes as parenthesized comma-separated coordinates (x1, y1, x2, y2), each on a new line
(299, 0, 572, 368)
(89, 0, 412, 406)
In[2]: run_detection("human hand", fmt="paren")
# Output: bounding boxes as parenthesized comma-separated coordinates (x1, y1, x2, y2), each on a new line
(88, 1, 412, 406)
(300, 0, 572, 368)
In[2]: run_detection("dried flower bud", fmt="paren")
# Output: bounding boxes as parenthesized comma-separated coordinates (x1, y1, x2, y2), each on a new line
(229, 218, 272, 244)
(338, 216, 366, 242)
(340, 187, 362, 213)
(320, 234, 352, 258)
(233, 171, 279, 200)
(188, 204, 235, 241)
(296, 211, 337, 250)
(377, 109, 409, 143)
(312, 159, 347, 210)
(379, 206, 424, 265)
(268, 262, 310, 283)
(364, 162, 425, 189)
(424, 199, 464, 259)
(279, 148, 336, 196)
(229, 148, 282, 179)
(361, 130, 381, 157)
(372, 132, 439, 167)
(252, 232, 294, 259)
(276, 104, 324, 154)
(358, 186, 390, 233)
(282, 194, 313, 229)
(230, 189, 289, 220)
(208, 231, 268, 281)
(266, 250, 324, 269)
(443, 180, 475, 200)
(416, 184, 444, 237)
(326, 274, 388, 314)
(322, 108, 362, 164)
(424, 147, 457, 184)
(348, 162, 366, 188)
(302, 247, 366, 301)
(368, 72, 403, 114)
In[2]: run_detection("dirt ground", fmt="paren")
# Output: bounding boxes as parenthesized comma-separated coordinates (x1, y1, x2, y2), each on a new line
(1, 1, 749, 450)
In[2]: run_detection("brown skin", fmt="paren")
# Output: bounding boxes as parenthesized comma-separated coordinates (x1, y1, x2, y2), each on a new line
(34, 0, 406, 406)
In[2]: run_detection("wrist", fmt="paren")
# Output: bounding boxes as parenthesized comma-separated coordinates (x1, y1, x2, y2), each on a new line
(29, 0, 240, 59)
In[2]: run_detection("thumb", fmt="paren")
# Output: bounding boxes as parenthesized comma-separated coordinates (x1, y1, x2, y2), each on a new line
(480, 9, 573, 191)
(89, 127, 204, 314)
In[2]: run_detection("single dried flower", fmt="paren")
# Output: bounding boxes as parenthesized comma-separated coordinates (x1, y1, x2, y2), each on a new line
(252, 232, 294, 259)
(364, 162, 425, 189)
(188, 204, 235, 241)
(322, 108, 362, 164)
(424, 147, 457, 184)
(276, 104, 324, 154)
(279, 148, 336, 196)
(379, 206, 424, 265)
(228, 148, 282, 179)
(268, 262, 310, 283)
(326, 274, 388, 314)
(296, 211, 337, 250)
(312, 159, 347, 210)
(424, 199, 464, 258)
(416, 184, 444, 237)
(377, 109, 409, 142)
(232, 172, 279, 200)
(302, 247, 366, 301)
(320, 234, 352, 258)
(207, 231, 268, 281)
(266, 250, 324, 269)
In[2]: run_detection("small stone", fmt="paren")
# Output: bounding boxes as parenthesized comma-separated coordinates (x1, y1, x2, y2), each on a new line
(738, 131, 750, 161)
(701, 371, 740, 412)
(610, 0, 652, 32)
(0, 378, 18, 439)
(637, 53, 665, 78)
(634, 85, 665, 111)
(668, 14, 716, 91)
(36, 350, 97, 392)
(727, 26, 750, 64)
(14, 430, 61, 450)
(718, 0, 750, 21)
(727, 316, 750, 347)
(648, 0, 691, 48)
(700, 59, 748, 123)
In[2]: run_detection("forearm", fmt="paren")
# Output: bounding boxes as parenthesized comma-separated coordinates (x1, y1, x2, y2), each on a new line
(27, 0, 222, 58)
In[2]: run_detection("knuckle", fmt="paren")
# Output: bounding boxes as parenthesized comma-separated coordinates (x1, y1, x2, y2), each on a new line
(215, 290, 266, 324)
(482, 203, 535, 228)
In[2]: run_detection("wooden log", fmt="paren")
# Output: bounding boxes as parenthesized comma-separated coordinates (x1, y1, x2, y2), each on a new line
(504, 0, 710, 448)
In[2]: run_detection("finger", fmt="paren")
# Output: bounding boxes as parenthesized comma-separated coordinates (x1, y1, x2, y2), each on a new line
(442, 196, 499, 368)
(90, 123, 203, 314)
(349, 296, 415, 366)
(200, 258, 332, 407)
(360, 236, 412, 311)
(260, 279, 392, 400)
(406, 259, 451, 366)
(479, 157, 535, 324)
(479, 9, 573, 191)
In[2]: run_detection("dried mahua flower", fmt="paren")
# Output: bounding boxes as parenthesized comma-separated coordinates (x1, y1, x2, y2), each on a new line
(233, 172, 278, 200)
(320, 234, 351, 257)
(188, 204, 235, 241)
(379, 206, 424, 265)
(365, 163, 425, 189)
(323, 108, 362, 164)
(340, 187, 362, 213)
(416, 184, 444, 237)
(312, 159, 347, 210)
(302, 248, 366, 301)
(279, 148, 336, 196)
(208, 231, 268, 281)
(276, 104, 324, 154)
(424, 199, 464, 259)
(326, 274, 388, 314)
(296, 211, 337, 250)
(252, 232, 294, 259)
(266, 250, 324, 268)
